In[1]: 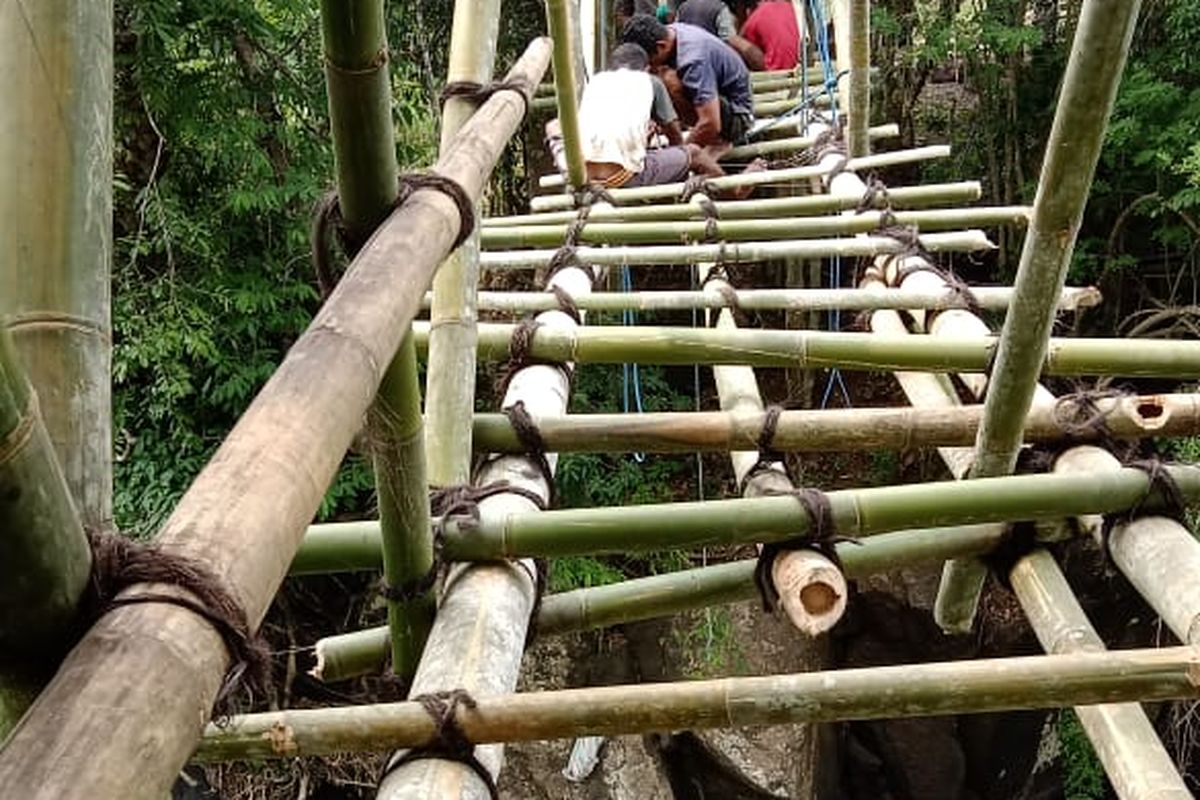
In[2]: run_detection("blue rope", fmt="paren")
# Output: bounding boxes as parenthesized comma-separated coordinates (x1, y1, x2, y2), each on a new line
(620, 265, 647, 462)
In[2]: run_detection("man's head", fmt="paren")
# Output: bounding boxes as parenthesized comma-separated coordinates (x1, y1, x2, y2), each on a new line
(621, 14, 674, 66)
(610, 42, 650, 71)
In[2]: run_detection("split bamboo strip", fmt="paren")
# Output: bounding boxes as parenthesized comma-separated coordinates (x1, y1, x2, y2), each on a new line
(1009, 549, 1191, 799)
(413, 323, 1200, 378)
(319, 0, 431, 681)
(0, 39, 552, 800)
(197, 646, 1200, 761)
(0, 0, 113, 530)
(545, 0, 586, 188)
(494, 178, 976, 226)
(847, 0, 870, 157)
(430, 466, 1200, 561)
(426, 285, 1099, 314)
(302, 524, 1015, 682)
(528, 145, 952, 211)
(480, 206, 1030, 248)
(479, 230, 995, 269)
(424, 0, 502, 494)
(937, 0, 1143, 633)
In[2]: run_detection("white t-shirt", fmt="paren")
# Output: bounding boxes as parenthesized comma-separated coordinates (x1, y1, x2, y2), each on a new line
(578, 68, 655, 172)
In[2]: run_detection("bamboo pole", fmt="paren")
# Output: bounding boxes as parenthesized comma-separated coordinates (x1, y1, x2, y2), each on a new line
(533, 68, 831, 98)
(545, 0, 586, 188)
(847, 0, 870, 157)
(412, 323, 1200, 378)
(0, 39, 552, 800)
(425, 285, 1100, 313)
(496, 178, 976, 226)
(529, 145, 952, 211)
(480, 206, 1030, 248)
(480, 230, 996, 269)
(198, 646, 1200, 761)
(305, 524, 1008, 683)
(1009, 549, 1191, 799)
(937, 0, 1142, 632)
(319, 0, 431, 682)
(424, 0, 502, 497)
(0, 0, 113, 532)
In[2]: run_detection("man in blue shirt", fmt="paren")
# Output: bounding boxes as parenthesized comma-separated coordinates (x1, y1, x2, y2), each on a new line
(622, 14, 755, 149)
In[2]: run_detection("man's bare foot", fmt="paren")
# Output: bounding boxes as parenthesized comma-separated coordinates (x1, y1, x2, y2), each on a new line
(731, 157, 767, 200)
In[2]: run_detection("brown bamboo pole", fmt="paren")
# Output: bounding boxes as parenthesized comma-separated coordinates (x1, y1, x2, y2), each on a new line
(0, 39, 551, 800)
(847, 0, 870, 157)
(938, 0, 1142, 632)
(545, 0, 586, 189)
(197, 646, 1200, 761)
(0, 0, 113, 531)
(1009, 549, 1191, 799)
(426, 285, 1100, 314)
(412, 323, 1200, 378)
(479, 230, 996, 269)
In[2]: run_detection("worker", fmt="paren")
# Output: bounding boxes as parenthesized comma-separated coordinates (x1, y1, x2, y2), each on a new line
(675, 0, 765, 70)
(740, 0, 800, 71)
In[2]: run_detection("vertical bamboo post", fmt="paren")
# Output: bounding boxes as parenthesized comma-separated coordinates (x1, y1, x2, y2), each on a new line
(424, 0, 502, 490)
(847, 0, 870, 157)
(545, 0, 588, 189)
(830, 0, 852, 113)
(319, 0, 433, 681)
(1009, 549, 1191, 799)
(936, 0, 1142, 632)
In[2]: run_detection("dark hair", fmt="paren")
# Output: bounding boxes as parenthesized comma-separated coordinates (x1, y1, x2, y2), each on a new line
(621, 14, 669, 58)
(610, 42, 650, 70)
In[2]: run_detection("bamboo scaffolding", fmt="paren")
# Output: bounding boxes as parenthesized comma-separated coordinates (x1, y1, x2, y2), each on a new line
(479, 230, 995, 269)
(529, 144, 952, 211)
(480, 206, 1030, 248)
(319, 0, 431, 681)
(532, 67, 833, 98)
(412, 323, 1200, 378)
(423, 285, 1100, 313)
(198, 646, 1200, 761)
(937, 0, 1143, 633)
(529, 88, 834, 114)
(1009, 549, 1191, 798)
(496, 178, 976, 226)
(303, 524, 1007, 682)
(0, 39, 551, 800)
(847, 0, 871, 157)
(545, 0, 586, 188)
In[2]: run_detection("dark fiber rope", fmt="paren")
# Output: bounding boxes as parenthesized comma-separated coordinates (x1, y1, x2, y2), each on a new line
(378, 689, 498, 798)
(752, 488, 857, 612)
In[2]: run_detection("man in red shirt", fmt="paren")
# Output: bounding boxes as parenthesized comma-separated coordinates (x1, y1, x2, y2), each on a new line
(740, 0, 800, 71)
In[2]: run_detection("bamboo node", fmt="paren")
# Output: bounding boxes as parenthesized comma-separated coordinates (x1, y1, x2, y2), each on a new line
(378, 689, 498, 798)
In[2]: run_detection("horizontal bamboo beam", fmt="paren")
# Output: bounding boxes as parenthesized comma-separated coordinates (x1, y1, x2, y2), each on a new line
(479, 231, 995, 269)
(412, 324, 1200, 379)
(529, 145, 952, 211)
(480, 206, 1030, 248)
(424, 285, 1100, 314)
(532, 67, 839, 97)
(196, 646, 1200, 761)
(494, 179, 977, 227)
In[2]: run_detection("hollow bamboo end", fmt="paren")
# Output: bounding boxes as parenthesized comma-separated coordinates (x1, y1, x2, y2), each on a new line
(772, 551, 848, 636)
(1122, 394, 1169, 433)
(310, 642, 329, 682)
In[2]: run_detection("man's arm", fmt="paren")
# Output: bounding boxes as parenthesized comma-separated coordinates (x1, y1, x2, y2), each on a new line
(690, 98, 722, 147)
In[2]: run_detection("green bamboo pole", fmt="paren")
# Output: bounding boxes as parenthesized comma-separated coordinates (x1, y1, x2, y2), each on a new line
(847, 0, 870, 157)
(480, 230, 995, 269)
(303, 524, 1014, 682)
(412, 322, 1200, 378)
(936, 0, 1142, 632)
(198, 645, 1200, 761)
(0, 0, 113, 532)
(319, 0, 431, 682)
(529, 144, 952, 211)
(480, 206, 1029, 248)
(0, 38, 552, 800)
(497, 177, 973, 226)
(0, 329, 91, 737)
(1009, 549, 1191, 798)
(754, 93, 834, 116)
(533, 68, 832, 97)
(425, 285, 1100, 313)
(545, 0, 586, 189)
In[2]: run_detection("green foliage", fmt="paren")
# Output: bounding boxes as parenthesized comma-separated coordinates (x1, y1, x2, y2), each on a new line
(1058, 709, 1108, 800)
(549, 556, 626, 593)
(674, 607, 748, 678)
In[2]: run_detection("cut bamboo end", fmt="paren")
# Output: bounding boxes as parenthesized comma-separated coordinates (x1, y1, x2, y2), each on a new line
(772, 551, 848, 636)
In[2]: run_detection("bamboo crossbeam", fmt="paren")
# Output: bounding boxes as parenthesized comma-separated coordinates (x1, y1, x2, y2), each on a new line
(301, 524, 1016, 681)
(412, 323, 1200, 379)
(424, 285, 1100, 314)
(754, 93, 834, 116)
(0, 39, 551, 800)
(480, 206, 1030, 248)
(197, 646, 1200, 761)
(532, 68, 834, 98)
(937, 0, 1143, 633)
(495, 178, 975, 227)
(479, 231, 995, 269)
(1010, 550, 1191, 798)
(544, 0, 586, 188)
(528, 145, 952, 211)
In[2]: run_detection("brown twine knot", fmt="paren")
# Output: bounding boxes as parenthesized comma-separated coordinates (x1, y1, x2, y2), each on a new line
(752, 487, 857, 613)
(439, 78, 532, 117)
(378, 689, 498, 798)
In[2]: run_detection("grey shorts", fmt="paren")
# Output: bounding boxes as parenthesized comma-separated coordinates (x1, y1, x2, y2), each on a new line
(626, 145, 691, 187)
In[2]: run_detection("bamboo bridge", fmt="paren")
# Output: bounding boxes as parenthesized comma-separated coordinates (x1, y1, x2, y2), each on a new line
(2, 0, 1197, 798)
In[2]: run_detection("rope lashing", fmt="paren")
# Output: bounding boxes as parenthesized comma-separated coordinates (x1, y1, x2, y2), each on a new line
(702, 264, 747, 328)
(1100, 458, 1190, 545)
(439, 78, 533, 117)
(378, 689, 499, 798)
(495, 319, 573, 397)
(738, 405, 788, 493)
(499, 400, 557, 509)
(547, 284, 582, 324)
